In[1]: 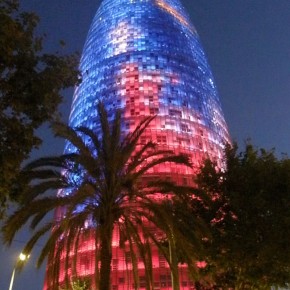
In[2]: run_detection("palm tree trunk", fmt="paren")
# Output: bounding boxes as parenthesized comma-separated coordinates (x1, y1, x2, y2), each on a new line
(169, 237, 180, 290)
(99, 222, 114, 290)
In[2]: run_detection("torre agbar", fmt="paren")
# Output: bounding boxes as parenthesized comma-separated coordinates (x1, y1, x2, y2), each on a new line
(44, 0, 230, 289)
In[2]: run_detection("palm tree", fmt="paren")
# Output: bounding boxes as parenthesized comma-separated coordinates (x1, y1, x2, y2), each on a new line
(2, 103, 199, 290)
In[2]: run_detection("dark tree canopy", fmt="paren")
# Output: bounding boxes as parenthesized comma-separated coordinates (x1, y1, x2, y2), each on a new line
(0, 0, 79, 211)
(194, 144, 290, 289)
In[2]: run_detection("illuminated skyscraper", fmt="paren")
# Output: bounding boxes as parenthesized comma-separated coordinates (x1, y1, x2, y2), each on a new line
(44, 0, 230, 289)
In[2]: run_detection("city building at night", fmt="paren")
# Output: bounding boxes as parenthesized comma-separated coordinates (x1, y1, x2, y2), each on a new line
(44, 0, 230, 289)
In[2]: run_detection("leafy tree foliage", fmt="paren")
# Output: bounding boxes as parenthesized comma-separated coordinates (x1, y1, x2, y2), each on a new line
(194, 144, 290, 289)
(2, 103, 198, 290)
(0, 0, 79, 212)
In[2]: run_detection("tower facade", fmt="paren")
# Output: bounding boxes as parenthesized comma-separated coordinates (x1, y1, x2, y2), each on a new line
(68, 0, 230, 168)
(45, 0, 230, 289)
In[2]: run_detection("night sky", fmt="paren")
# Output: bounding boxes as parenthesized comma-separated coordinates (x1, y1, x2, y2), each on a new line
(1, 1, 290, 289)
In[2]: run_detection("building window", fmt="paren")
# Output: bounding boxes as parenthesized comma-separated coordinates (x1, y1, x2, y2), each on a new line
(157, 135, 167, 143)
(119, 277, 125, 284)
(169, 109, 182, 118)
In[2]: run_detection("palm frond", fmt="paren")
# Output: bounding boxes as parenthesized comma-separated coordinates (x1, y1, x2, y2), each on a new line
(23, 154, 78, 171)
(97, 102, 111, 156)
(76, 126, 101, 154)
(30, 212, 50, 230)
(135, 153, 192, 178)
(2, 195, 72, 244)
(21, 179, 69, 204)
(110, 108, 122, 154)
(121, 115, 155, 149)
(21, 222, 53, 264)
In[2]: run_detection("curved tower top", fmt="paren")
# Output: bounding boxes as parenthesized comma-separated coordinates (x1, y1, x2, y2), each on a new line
(68, 0, 230, 171)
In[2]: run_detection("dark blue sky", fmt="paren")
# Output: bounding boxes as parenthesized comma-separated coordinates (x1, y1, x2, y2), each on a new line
(1, 1, 290, 289)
